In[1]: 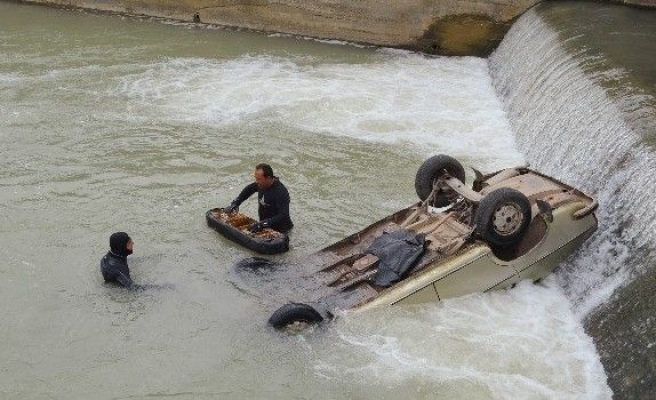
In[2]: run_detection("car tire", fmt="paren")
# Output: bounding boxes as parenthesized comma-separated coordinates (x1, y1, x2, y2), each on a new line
(233, 256, 278, 271)
(415, 155, 466, 207)
(475, 188, 531, 247)
(268, 303, 324, 330)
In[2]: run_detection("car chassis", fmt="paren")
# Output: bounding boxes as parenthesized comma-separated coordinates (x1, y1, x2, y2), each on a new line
(266, 155, 598, 330)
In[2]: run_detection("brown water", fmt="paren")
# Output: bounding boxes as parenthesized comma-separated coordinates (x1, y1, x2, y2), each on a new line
(0, 2, 612, 399)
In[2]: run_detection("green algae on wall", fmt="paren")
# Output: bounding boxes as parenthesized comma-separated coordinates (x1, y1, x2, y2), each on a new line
(417, 14, 514, 57)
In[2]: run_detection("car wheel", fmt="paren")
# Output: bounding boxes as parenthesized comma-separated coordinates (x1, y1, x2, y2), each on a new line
(233, 256, 278, 271)
(268, 303, 324, 330)
(415, 155, 466, 207)
(475, 188, 531, 247)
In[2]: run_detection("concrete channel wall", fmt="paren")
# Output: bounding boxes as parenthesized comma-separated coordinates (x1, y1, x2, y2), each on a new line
(16, 0, 656, 55)
(17, 0, 546, 57)
(13, 1, 656, 56)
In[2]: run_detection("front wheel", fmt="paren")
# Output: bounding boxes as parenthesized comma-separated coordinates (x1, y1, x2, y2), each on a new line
(474, 188, 531, 247)
(268, 303, 324, 331)
(415, 155, 466, 208)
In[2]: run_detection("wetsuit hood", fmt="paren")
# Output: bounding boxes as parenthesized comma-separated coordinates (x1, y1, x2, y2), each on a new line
(109, 232, 132, 258)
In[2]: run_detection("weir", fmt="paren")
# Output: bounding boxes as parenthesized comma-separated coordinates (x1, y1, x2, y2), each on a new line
(489, 3, 656, 398)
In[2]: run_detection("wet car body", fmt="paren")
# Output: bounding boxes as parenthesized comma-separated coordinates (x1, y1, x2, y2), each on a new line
(266, 156, 598, 329)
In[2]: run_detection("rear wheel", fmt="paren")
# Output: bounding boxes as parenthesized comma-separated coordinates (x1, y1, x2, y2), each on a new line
(475, 188, 531, 247)
(415, 155, 466, 207)
(268, 303, 324, 331)
(233, 257, 278, 271)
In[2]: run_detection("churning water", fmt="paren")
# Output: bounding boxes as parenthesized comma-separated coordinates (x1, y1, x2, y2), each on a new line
(489, 2, 656, 318)
(489, 4, 656, 394)
(0, 1, 637, 399)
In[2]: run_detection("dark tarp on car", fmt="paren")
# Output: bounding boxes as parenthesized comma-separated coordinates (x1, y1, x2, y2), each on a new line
(365, 229, 426, 287)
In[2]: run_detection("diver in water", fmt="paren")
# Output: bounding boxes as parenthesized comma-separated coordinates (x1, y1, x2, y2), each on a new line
(100, 231, 136, 289)
(224, 163, 293, 233)
(100, 232, 173, 291)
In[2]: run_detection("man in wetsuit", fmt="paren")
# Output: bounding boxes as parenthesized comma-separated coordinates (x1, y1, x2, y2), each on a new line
(100, 231, 135, 288)
(224, 163, 293, 233)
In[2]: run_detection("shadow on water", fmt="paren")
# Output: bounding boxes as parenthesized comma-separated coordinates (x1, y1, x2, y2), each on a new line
(227, 256, 337, 311)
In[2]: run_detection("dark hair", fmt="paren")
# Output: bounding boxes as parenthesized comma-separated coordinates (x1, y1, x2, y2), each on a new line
(255, 163, 274, 178)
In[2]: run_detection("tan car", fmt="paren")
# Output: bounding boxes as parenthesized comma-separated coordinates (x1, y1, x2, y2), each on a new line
(266, 155, 598, 330)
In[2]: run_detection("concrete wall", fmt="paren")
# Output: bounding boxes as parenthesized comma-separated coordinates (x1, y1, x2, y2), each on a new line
(586, 269, 656, 399)
(14, 0, 656, 55)
(18, 0, 544, 57)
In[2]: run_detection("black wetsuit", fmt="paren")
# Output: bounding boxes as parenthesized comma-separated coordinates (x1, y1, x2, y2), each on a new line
(233, 178, 293, 232)
(100, 250, 134, 288)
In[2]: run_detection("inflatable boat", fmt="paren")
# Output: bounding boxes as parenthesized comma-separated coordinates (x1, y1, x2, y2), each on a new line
(205, 208, 289, 254)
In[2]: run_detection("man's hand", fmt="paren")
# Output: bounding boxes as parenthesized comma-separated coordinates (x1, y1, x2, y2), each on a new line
(249, 221, 269, 233)
(224, 202, 239, 214)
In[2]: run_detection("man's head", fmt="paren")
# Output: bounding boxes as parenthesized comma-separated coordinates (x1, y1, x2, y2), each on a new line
(110, 232, 134, 257)
(254, 163, 275, 190)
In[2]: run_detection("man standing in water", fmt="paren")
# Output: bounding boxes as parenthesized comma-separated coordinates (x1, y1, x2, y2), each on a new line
(225, 163, 293, 233)
(100, 231, 136, 288)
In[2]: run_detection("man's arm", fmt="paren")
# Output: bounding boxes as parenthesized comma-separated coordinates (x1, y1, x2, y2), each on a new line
(232, 182, 258, 207)
(115, 271, 134, 289)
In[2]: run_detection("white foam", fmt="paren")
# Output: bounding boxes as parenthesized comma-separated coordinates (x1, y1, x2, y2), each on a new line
(107, 53, 524, 170)
(313, 281, 611, 398)
(489, 10, 656, 316)
(267, 32, 373, 48)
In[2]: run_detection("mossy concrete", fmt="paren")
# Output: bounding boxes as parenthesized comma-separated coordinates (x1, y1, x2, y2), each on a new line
(585, 266, 656, 399)
(417, 14, 513, 56)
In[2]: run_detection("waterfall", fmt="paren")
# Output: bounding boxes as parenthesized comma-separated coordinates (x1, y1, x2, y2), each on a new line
(488, 7, 656, 318)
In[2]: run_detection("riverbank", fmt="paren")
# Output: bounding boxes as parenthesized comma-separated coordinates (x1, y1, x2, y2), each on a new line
(12, 0, 655, 56)
(11, 0, 544, 57)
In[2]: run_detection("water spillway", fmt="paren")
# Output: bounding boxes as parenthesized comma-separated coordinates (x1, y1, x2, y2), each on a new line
(489, 3, 656, 397)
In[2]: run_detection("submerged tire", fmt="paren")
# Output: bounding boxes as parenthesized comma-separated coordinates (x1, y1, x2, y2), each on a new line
(475, 188, 531, 247)
(268, 303, 324, 330)
(233, 257, 278, 271)
(415, 155, 466, 207)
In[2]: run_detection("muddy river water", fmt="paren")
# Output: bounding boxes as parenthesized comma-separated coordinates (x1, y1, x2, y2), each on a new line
(1, 2, 639, 399)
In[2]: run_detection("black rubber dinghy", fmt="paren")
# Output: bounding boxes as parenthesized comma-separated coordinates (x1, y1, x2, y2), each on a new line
(206, 208, 289, 254)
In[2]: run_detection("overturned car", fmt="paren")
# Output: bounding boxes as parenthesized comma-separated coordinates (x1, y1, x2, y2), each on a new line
(264, 155, 598, 330)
